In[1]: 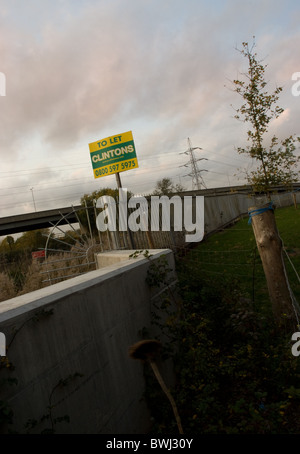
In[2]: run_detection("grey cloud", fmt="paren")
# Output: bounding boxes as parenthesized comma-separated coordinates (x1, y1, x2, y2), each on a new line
(0, 0, 299, 217)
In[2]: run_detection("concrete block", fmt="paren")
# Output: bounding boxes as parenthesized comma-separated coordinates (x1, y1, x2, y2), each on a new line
(0, 249, 175, 434)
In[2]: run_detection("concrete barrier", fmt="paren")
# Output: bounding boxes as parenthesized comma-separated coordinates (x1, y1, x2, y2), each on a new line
(203, 190, 300, 236)
(0, 249, 176, 434)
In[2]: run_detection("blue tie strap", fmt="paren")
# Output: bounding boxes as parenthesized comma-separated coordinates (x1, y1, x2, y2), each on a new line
(248, 202, 274, 225)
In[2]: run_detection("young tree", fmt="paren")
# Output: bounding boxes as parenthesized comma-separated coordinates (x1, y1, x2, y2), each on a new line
(0, 236, 15, 253)
(232, 40, 300, 193)
(15, 229, 49, 252)
(231, 40, 299, 330)
(152, 178, 185, 196)
(78, 187, 134, 238)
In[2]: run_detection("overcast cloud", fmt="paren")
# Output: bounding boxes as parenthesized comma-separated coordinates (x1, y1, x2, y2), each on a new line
(0, 0, 299, 221)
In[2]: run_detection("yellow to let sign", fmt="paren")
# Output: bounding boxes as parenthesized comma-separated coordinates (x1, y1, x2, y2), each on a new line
(88, 131, 138, 179)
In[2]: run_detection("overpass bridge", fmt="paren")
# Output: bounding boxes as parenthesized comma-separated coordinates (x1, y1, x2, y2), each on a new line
(0, 205, 82, 236)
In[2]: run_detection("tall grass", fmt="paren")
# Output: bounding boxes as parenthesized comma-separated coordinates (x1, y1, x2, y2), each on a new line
(182, 205, 300, 312)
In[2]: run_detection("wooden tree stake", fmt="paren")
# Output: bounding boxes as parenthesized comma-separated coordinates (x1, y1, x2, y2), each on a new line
(248, 203, 297, 329)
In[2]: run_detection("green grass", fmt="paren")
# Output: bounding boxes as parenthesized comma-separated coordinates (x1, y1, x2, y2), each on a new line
(146, 204, 300, 434)
(183, 204, 300, 313)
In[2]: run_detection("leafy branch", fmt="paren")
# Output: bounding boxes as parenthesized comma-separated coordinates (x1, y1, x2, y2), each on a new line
(231, 39, 300, 193)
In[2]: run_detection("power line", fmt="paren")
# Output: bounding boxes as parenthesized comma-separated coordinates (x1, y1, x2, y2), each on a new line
(205, 158, 239, 168)
(0, 164, 239, 208)
(0, 148, 243, 210)
(0, 162, 90, 176)
(0, 146, 246, 191)
(0, 193, 85, 210)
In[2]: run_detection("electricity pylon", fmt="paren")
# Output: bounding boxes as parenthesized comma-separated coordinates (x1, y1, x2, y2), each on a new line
(180, 138, 208, 190)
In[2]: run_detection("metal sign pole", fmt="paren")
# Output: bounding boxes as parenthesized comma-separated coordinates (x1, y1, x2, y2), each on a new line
(115, 172, 122, 190)
(115, 172, 135, 250)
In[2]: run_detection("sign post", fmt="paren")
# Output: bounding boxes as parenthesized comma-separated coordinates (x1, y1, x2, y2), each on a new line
(89, 131, 138, 249)
(115, 172, 122, 189)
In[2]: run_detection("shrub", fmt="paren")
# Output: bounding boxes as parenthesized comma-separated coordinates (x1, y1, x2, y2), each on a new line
(0, 272, 16, 302)
(145, 257, 300, 434)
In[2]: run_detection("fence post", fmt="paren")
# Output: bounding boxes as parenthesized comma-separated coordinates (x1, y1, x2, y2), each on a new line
(248, 202, 297, 330)
(0, 332, 6, 356)
(292, 192, 297, 209)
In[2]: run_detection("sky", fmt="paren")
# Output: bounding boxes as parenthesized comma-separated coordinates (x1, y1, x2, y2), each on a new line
(0, 0, 300, 220)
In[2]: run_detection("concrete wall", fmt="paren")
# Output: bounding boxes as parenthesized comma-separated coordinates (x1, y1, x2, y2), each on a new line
(125, 190, 300, 249)
(0, 249, 176, 434)
(203, 190, 300, 236)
